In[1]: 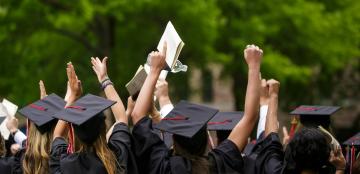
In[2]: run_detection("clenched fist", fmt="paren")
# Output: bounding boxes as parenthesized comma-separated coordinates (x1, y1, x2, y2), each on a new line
(244, 44, 263, 68)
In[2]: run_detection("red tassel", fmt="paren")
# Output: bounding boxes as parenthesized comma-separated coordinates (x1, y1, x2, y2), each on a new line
(29, 104, 47, 111)
(350, 143, 355, 174)
(26, 119, 30, 148)
(289, 117, 298, 139)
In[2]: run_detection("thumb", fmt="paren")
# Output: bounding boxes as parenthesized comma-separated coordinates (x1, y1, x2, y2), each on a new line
(103, 57, 108, 65)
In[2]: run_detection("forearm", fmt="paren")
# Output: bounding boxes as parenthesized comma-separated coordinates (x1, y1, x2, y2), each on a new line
(158, 95, 172, 108)
(53, 120, 68, 139)
(265, 95, 279, 136)
(104, 84, 127, 124)
(228, 67, 260, 151)
(132, 69, 161, 124)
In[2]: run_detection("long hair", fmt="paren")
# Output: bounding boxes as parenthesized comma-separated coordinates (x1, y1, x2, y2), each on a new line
(77, 119, 119, 174)
(173, 127, 209, 174)
(283, 128, 331, 174)
(23, 122, 53, 174)
(0, 133, 5, 157)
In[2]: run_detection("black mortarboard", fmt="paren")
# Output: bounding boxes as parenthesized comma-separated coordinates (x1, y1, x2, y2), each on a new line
(18, 93, 65, 133)
(343, 132, 360, 146)
(207, 112, 244, 131)
(53, 94, 116, 144)
(290, 105, 340, 129)
(154, 100, 219, 138)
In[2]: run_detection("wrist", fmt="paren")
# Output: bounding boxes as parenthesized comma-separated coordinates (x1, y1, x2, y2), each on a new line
(159, 96, 171, 107)
(248, 64, 261, 70)
(99, 75, 109, 84)
(150, 67, 162, 75)
(270, 94, 278, 98)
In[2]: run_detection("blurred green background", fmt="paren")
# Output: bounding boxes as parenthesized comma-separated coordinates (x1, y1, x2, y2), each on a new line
(0, 0, 359, 139)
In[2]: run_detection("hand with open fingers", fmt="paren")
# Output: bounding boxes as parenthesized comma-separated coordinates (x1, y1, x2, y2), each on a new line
(125, 97, 135, 118)
(149, 41, 167, 72)
(6, 117, 19, 134)
(260, 78, 269, 105)
(39, 80, 47, 99)
(244, 44, 263, 68)
(267, 79, 280, 96)
(282, 126, 290, 145)
(66, 62, 82, 103)
(91, 57, 109, 83)
(329, 147, 346, 171)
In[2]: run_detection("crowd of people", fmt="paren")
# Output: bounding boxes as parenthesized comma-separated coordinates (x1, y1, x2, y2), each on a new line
(0, 44, 359, 174)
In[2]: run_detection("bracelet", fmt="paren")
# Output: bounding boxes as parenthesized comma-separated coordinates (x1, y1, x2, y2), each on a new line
(100, 76, 110, 84)
(101, 80, 113, 90)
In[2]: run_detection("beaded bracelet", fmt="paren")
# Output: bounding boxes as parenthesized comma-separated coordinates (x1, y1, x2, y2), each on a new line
(101, 79, 113, 90)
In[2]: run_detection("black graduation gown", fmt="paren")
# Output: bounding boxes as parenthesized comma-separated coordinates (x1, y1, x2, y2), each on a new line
(0, 157, 16, 174)
(49, 122, 139, 174)
(242, 132, 284, 174)
(132, 117, 244, 174)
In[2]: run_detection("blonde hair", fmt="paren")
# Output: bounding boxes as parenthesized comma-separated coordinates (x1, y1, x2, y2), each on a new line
(23, 122, 53, 174)
(77, 121, 119, 174)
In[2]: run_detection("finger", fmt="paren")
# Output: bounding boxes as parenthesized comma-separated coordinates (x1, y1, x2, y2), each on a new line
(282, 126, 289, 137)
(96, 57, 101, 64)
(261, 79, 267, 87)
(91, 57, 97, 66)
(103, 57, 108, 65)
(162, 41, 167, 55)
(92, 66, 99, 74)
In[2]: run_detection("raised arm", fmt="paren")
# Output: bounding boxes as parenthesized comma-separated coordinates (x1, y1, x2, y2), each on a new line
(228, 45, 263, 151)
(264, 79, 280, 137)
(53, 63, 82, 139)
(91, 57, 127, 124)
(131, 43, 167, 125)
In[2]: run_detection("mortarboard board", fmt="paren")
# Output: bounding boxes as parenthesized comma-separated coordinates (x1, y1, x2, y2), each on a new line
(154, 100, 219, 138)
(18, 94, 65, 133)
(207, 112, 244, 131)
(344, 132, 360, 146)
(290, 105, 341, 129)
(53, 94, 116, 144)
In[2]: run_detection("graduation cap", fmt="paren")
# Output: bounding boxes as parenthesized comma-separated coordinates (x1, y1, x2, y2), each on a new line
(343, 132, 360, 171)
(344, 132, 360, 147)
(290, 105, 341, 129)
(154, 100, 219, 138)
(53, 94, 116, 144)
(18, 94, 65, 133)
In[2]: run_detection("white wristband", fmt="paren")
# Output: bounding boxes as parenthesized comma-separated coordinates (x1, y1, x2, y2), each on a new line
(14, 130, 27, 147)
(159, 104, 174, 118)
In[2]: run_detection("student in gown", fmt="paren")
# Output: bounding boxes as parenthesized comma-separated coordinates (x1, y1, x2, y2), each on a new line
(130, 43, 263, 174)
(50, 60, 138, 174)
(0, 131, 17, 173)
(15, 80, 66, 174)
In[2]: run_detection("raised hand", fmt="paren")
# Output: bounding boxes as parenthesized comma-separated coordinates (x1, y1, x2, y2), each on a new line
(6, 117, 19, 134)
(148, 42, 167, 72)
(260, 78, 269, 106)
(267, 79, 280, 96)
(91, 57, 109, 83)
(244, 44, 263, 69)
(39, 80, 47, 99)
(282, 126, 290, 145)
(66, 62, 82, 103)
(329, 147, 346, 171)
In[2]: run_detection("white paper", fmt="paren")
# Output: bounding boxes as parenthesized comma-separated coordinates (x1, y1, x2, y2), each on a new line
(157, 21, 183, 69)
(2, 99, 18, 117)
(0, 117, 10, 140)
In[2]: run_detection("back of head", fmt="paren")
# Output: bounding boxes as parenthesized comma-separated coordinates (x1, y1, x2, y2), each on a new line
(23, 122, 54, 174)
(173, 126, 209, 174)
(283, 128, 331, 174)
(76, 114, 119, 174)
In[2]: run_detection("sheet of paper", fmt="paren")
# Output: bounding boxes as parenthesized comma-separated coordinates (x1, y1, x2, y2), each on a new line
(0, 117, 10, 140)
(157, 21, 183, 69)
(2, 99, 18, 117)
